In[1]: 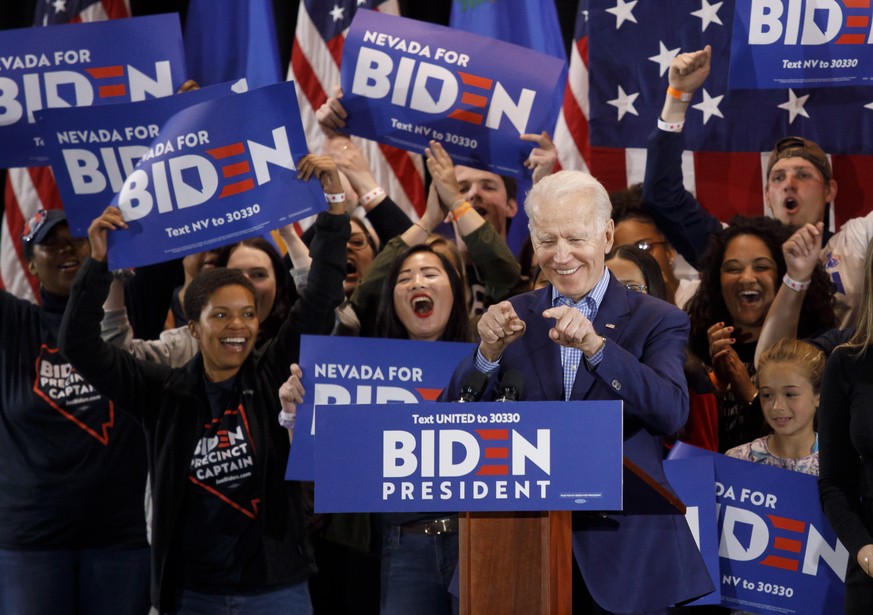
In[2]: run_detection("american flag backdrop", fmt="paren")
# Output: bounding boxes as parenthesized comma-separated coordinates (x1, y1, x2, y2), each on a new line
(289, 0, 426, 220)
(0, 0, 131, 302)
(555, 0, 873, 228)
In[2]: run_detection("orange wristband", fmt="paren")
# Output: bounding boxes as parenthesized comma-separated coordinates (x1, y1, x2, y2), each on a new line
(451, 201, 473, 221)
(667, 86, 692, 102)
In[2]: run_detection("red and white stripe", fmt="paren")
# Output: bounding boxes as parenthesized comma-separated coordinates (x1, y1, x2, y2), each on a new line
(552, 23, 873, 231)
(288, 0, 425, 221)
(0, 0, 130, 301)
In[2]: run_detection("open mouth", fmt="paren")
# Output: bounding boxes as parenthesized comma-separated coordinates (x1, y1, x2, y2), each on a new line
(411, 294, 434, 318)
(555, 266, 579, 276)
(771, 416, 791, 428)
(346, 259, 358, 275)
(737, 289, 762, 307)
(783, 197, 799, 214)
(59, 258, 80, 272)
(220, 337, 247, 352)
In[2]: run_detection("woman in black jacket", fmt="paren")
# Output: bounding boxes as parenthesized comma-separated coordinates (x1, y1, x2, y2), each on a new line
(60, 155, 349, 614)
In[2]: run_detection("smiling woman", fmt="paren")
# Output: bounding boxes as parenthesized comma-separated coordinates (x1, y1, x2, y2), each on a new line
(685, 215, 835, 452)
(59, 154, 351, 614)
(375, 244, 471, 344)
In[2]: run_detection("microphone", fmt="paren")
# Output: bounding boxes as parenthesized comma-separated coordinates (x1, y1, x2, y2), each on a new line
(457, 370, 489, 403)
(494, 369, 524, 402)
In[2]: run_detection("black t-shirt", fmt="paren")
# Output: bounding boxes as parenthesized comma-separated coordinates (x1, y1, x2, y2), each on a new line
(0, 290, 147, 549)
(180, 376, 267, 592)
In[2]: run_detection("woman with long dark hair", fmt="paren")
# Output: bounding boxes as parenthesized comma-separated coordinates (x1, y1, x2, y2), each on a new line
(685, 215, 834, 452)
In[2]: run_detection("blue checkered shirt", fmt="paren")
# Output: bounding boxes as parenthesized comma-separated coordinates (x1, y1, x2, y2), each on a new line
(475, 269, 610, 400)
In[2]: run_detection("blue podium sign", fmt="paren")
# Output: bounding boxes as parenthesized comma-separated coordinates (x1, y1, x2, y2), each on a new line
(314, 400, 623, 513)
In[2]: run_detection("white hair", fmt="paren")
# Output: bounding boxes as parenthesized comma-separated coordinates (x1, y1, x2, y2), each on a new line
(525, 170, 612, 235)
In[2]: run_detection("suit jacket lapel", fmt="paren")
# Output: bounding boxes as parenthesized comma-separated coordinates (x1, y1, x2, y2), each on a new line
(523, 286, 564, 401)
(569, 275, 631, 400)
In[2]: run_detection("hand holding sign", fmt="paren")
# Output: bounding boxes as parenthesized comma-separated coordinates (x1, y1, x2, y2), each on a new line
(315, 86, 348, 138)
(87, 206, 128, 263)
(298, 154, 346, 214)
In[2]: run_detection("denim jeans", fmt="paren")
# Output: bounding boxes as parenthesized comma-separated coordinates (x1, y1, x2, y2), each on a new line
(380, 526, 459, 615)
(173, 581, 313, 615)
(0, 546, 150, 615)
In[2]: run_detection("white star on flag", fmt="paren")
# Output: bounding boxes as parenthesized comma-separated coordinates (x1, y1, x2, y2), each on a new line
(865, 101, 873, 111)
(648, 41, 680, 77)
(357, 0, 367, 5)
(692, 89, 724, 124)
(329, 5, 345, 22)
(52, 0, 66, 12)
(606, 0, 638, 29)
(607, 85, 639, 121)
(778, 89, 810, 124)
(691, 0, 723, 32)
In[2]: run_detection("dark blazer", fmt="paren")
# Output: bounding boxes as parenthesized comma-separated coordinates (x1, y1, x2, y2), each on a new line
(443, 275, 714, 612)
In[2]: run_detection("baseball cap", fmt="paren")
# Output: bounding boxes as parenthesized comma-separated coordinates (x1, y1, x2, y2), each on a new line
(21, 209, 68, 256)
(766, 136, 832, 183)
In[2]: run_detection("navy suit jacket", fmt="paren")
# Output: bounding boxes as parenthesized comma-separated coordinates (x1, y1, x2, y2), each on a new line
(443, 276, 714, 612)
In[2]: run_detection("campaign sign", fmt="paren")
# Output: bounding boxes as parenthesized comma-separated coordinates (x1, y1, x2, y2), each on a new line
(663, 457, 722, 606)
(315, 400, 623, 513)
(285, 335, 476, 481)
(668, 443, 846, 613)
(339, 10, 566, 178)
(0, 14, 185, 168)
(36, 80, 247, 237)
(103, 81, 325, 270)
(729, 0, 873, 89)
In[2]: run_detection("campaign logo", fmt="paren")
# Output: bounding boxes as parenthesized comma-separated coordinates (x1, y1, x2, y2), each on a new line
(32, 345, 115, 445)
(188, 405, 260, 519)
(0, 57, 174, 132)
(717, 482, 847, 583)
(116, 125, 294, 224)
(0, 14, 185, 167)
(381, 423, 551, 502)
(747, 0, 873, 46)
(351, 33, 537, 135)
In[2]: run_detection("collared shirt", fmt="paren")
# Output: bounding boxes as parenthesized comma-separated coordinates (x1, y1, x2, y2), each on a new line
(474, 269, 611, 400)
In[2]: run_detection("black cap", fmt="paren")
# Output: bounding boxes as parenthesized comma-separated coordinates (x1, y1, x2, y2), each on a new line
(21, 210, 68, 259)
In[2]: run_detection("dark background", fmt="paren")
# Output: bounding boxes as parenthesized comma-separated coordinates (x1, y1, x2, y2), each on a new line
(0, 1, 581, 60)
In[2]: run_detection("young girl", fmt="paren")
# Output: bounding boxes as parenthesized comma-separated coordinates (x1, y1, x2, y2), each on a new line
(725, 338, 823, 475)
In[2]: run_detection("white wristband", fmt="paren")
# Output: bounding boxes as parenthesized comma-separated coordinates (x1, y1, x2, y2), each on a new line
(783, 273, 810, 292)
(359, 186, 386, 207)
(657, 118, 684, 133)
(325, 192, 346, 203)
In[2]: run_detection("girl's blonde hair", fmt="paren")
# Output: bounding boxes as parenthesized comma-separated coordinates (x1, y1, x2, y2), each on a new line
(757, 338, 825, 393)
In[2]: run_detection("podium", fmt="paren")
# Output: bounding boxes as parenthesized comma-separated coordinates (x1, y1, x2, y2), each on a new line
(312, 400, 685, 614)
(459, 457, 686, 615)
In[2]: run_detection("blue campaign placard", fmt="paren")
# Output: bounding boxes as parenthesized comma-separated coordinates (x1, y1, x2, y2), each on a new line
(285, 335, 476, 482)
(35, 80, 248, 237)
(315, 400, 623, 513)
(668, 442, 846, 612)
(339, 9, 566, 179)
(0, 14, 186, 168)
(663, 457, 722, 606)
(103, 81, 326, 270)
(729, 0, 873, 89)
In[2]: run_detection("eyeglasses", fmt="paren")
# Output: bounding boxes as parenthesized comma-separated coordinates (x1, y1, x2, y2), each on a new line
(347, 233, 371, 251)
(632, 240, 667, 252)
(624, 283, 648, 293)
